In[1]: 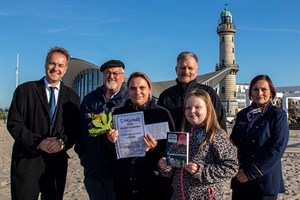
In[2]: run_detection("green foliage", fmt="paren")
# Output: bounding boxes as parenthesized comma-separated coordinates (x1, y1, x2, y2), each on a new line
(88, 112, 113, 137)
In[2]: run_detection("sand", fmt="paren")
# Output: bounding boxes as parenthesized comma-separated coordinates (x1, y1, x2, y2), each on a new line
(1, 121, 299, 200)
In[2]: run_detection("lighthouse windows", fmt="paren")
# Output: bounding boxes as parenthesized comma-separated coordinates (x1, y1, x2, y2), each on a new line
(222, 87, 225, 93)
(232, 48, 234, 53)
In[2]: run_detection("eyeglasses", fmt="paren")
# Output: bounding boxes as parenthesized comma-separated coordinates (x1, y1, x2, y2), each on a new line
(104, 71, 124, 77)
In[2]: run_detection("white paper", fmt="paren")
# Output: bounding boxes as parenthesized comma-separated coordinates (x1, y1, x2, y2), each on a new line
(145, 121, 169, 140)
(114, 111, 146, 159)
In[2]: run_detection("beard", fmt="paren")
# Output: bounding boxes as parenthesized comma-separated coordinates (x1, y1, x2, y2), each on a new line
(105, 81, 118, 90)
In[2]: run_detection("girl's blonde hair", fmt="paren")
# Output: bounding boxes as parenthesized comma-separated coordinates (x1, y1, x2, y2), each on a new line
(180, 88, 220, 149)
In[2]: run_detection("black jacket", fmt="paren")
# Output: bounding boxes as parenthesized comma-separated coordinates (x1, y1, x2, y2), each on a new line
(157, 78, 227, 131)
(74, 83, 129, 179)
(112, 99, 175, 200)
(7, 78, 81, 199)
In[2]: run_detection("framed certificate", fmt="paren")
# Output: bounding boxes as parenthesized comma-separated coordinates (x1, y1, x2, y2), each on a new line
(113, 111, 146, 159)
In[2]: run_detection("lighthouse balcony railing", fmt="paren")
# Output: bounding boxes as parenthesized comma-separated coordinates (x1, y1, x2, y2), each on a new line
(217, 24, 236, 32)
(215, 64, 239, 71)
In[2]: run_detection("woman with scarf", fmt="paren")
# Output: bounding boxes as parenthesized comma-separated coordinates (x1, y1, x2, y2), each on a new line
(230, 74, 289, 200)
(107, 72, 175, 200)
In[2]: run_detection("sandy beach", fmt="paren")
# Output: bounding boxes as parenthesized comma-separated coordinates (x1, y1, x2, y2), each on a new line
(1, 121, 299, 200)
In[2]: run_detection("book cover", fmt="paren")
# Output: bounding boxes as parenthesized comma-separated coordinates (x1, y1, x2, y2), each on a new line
(166, 132, 189, 168)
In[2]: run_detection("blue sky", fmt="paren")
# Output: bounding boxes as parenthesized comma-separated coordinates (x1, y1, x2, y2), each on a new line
(0, 0, 299, 108)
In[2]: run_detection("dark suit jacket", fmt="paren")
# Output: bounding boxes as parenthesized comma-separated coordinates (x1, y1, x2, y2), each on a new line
(7, 77, 81, 160)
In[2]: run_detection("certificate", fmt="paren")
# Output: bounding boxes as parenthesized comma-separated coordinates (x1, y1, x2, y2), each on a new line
(113, 111, 146, 159)
(145, 122, 170, 140)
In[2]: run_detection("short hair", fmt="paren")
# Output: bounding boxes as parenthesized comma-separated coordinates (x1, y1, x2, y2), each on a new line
(127, 72, 152, 100)
(181, 88, 220, 149)
(249, 74, 276, 100)
(45, 47, 71, 65)
(177, 51, 198, 63)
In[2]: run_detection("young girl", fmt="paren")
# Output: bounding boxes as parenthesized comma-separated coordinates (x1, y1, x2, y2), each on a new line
(158, 88, 238, 200)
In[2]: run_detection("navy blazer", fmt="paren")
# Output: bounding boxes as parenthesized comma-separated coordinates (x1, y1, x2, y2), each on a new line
(230, 102, 289, 194)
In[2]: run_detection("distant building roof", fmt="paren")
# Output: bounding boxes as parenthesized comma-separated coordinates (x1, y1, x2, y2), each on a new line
(64, 58, 234, 99)
(63, 58, 99, 87)
(152, 68, 232, 98)
(276, 86, 300, 93)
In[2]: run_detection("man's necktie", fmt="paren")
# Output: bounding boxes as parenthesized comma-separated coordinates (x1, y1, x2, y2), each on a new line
(49, 86, 56, 120)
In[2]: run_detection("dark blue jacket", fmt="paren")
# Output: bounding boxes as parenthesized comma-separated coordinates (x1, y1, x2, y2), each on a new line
(74, 83, 129, 179)
(230, 102, 289, 195)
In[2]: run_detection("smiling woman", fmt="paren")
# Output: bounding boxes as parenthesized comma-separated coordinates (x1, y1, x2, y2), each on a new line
(230, 74, 289, 200)
(107, 71, 176, 200)
(127, 72, 152, 106)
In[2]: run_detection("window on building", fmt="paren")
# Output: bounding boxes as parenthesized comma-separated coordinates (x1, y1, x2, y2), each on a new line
(222, 87, 225, 93)
(238, 102, 246, 109)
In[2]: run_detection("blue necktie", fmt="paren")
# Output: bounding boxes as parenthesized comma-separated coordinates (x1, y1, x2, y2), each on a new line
(49, 86, 56, 121)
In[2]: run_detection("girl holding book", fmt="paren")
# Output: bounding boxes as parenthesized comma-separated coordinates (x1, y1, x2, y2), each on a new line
(158, 88, 238, 200)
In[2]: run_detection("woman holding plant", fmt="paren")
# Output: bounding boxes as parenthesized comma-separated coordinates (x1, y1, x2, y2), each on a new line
(107, 72, 175, 200)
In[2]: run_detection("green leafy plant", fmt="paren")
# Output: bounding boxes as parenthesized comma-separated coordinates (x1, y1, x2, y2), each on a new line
(88, 112, 113, 137)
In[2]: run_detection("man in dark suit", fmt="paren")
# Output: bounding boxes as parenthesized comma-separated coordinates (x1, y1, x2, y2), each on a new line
(7, 47, 81, 200)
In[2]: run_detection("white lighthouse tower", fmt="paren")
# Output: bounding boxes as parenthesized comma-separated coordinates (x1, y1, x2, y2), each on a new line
(216, 5, 239, 117)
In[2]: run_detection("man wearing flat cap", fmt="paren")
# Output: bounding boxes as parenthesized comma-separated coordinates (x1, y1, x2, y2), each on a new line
(75, 60, 129, 200)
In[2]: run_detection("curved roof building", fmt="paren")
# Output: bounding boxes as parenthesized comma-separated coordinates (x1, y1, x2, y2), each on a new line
(64, 58, 103, 101)
(64, 58, 232, 101)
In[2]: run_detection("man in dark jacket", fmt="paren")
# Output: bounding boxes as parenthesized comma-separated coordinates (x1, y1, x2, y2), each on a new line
(75, 60, 129, 200)
(157, 51, 227, 131)
(7, 47, 81, 200)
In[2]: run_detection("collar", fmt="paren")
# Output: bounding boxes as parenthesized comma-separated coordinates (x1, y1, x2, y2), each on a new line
(44, 77, 61, 90)
(99, 82, 127, 101)
(176, 78, 198, 91)
(250, 100, 273, 114)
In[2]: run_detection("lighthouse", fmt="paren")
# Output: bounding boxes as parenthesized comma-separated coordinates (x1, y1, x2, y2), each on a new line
(216, 5, 239, 118)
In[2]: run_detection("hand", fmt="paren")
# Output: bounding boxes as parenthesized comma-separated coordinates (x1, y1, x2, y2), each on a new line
(107, 129, 118, 143)
(158, 157, 168, 170)
(185, 162, 199, 175)
(38, 137, 64, 153)
(144, 134, 157, 152)
(236, 169, 249, 183)
(46, 137, 64, 153)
